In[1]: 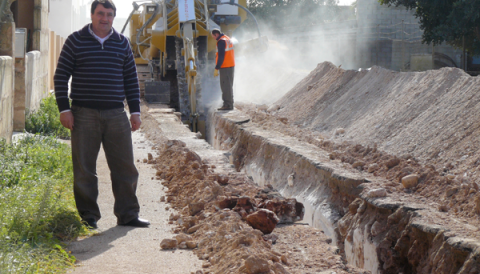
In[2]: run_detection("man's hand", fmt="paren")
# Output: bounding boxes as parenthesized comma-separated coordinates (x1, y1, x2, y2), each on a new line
(130, 114, 141, 132)
(60, 111, 74, 130)
(214, 69, 219, 77)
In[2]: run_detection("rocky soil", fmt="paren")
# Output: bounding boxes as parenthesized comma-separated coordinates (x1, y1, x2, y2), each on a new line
(137, 61, 480, 273)
(233, 62, 480, 236)
(139, 107, 368, 274)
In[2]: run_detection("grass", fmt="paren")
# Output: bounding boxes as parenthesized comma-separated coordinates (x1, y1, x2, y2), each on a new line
(25, 95, 71, 139)
(0, 97, 89, 273)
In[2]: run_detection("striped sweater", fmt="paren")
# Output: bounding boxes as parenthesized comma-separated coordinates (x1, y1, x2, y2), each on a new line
(54, 24, 140, 113)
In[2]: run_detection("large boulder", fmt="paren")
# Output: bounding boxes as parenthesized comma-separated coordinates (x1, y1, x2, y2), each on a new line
(246, 209, 279, 234)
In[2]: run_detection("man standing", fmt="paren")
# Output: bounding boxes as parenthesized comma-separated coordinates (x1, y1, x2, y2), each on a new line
(54, 0, 149, 229)
(212, 29, 235, 111)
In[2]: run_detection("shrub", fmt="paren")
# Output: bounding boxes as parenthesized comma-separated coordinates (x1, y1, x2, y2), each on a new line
(0, 136, 88, 273)
(25, 95, 70, 139)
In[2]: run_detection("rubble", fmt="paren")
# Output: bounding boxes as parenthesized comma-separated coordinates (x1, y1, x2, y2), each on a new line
(150, 137, 364, 274)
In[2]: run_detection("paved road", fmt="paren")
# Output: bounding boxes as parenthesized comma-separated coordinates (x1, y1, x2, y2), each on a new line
(67, 130, 201, 274)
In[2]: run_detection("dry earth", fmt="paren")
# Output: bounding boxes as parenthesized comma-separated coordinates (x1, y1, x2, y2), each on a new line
(139, 105, 369, 274)
(226, 62, 480, 261)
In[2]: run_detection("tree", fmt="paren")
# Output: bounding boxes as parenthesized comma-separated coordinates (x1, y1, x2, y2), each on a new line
(379, 0, 480, 55)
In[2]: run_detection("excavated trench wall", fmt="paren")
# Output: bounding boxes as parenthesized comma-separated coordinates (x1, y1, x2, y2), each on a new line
(207, 111, 480, 274)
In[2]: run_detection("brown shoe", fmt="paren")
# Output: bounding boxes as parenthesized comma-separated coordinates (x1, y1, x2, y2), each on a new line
(217, 106, 233, 111)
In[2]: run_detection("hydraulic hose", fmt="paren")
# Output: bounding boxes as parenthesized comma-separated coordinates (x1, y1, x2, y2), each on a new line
(136, 2, 160, 45)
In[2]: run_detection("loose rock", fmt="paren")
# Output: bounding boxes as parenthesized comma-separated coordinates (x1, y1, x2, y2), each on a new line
(246, 209, 279, 234)
(385, 158, 400, 168)
(401, 174, 419, 189)
(367, 188, 387, 198)
(352, 161, 365, 169)
(189, 202, 205, 216)
(244, 256, 270, 274)
(176, 233, 192, 244)
(445, 187, 459, 197)
(160, 239, 177, 249)
(216, 174, 229, 185)
(186, 241, 197, 249)
(367, 163, 378, 173)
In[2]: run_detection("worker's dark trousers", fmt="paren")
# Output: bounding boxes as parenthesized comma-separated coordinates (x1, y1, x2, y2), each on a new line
(71, 106, 140, 225)
(220, 66, 235, 108)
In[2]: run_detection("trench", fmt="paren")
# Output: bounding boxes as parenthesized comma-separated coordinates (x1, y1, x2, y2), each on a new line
(201, 109, 480, 274)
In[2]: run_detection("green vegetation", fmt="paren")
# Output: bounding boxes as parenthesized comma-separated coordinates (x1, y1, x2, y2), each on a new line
(1, 100, 88, 272)
(26, 95, 71, 139)
(379, 0, 480, 55)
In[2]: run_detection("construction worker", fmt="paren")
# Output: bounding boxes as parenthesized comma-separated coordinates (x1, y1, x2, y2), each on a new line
(212, 29, 235, 111)
(54, 0, 149, 229)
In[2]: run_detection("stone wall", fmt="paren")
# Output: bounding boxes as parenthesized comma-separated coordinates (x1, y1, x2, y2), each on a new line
(0, 56, 14, 142)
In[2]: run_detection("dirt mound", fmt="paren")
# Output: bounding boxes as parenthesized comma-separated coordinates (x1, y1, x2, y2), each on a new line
(232, 61, 480, 237)
(152, 139, 366, 274)
(276, 62, 480, 168)
(257, 62, 480, 218)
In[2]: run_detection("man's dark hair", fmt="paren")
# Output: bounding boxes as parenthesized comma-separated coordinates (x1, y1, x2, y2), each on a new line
(91, 0, 117, 17)
(211, 29, 221, 36)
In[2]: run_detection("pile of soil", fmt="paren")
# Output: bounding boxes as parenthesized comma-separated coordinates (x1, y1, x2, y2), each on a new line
(233, 62, 480, 240)
(149, 137, 367, 274)
(276, 62, 480, 168)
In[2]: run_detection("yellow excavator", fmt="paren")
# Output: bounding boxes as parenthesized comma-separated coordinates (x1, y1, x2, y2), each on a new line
(121, 0, 267, 135)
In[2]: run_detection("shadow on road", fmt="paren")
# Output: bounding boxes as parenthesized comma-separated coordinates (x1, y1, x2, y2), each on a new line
(67, 225, 135, 262)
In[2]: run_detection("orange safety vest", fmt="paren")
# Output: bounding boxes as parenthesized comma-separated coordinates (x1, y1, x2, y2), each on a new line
(216, 35, 235, 68)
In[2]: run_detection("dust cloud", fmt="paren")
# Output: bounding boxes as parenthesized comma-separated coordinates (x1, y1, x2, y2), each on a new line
(232, 25, 357, 106)
(199, 2, 359, 108)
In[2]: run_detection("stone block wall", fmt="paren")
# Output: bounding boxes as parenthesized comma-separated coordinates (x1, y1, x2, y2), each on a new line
(0, 56, 14, 142)
(355, 0, 462, 71)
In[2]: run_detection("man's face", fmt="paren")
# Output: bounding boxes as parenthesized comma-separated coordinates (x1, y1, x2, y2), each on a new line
(212, 33, 219, 40)
(91, 4, 115, 33)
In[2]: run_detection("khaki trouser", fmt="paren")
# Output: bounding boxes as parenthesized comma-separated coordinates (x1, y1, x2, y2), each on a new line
(71, 105, 140, 225)
(220, 66, 234, 108)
